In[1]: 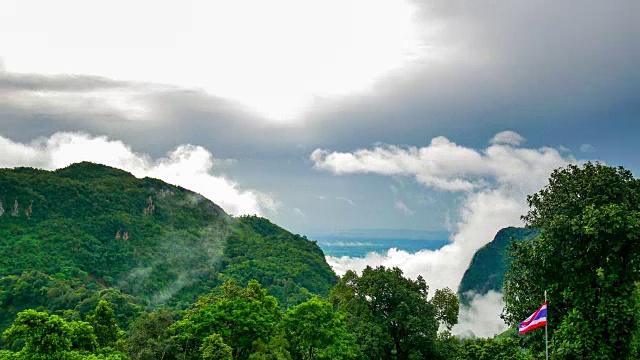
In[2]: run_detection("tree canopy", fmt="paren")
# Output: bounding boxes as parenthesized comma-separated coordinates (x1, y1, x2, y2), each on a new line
(503, 162, 640, 359)
(281, 297, 358, 359)
(331, 266, 442, 360)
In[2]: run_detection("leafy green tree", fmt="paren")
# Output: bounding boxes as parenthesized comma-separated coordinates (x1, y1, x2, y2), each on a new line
(503, 163, 640, 359)
(0, 350, 17, 359)
(87, 301, 121, 348)
(169, 280, 280, 360)
(248, 332, 291, 360)
(200, 334, 232, 360)
(127, 308, 178, 360)
(281, 297, 358, 359)
(68, 320, 98, 352)
(2, 310, 72, 359)
(462, 337, 528, 360)
(432, 330, 463, 360)
(431, 287, 460, 331)
(331, 266, 438, 360)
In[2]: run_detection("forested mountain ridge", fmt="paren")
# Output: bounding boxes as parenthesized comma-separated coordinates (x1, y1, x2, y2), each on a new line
(0, 162, 337, 333)
(458, 227, 539, 304)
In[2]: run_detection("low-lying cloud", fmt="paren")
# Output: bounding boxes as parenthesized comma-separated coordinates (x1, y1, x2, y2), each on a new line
(315, 131, 577, 336)
(0, 132, 275, 216)
(456, 291, 508, 338)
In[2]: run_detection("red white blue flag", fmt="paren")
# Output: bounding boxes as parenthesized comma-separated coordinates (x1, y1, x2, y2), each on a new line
(519, 301, 547, 334)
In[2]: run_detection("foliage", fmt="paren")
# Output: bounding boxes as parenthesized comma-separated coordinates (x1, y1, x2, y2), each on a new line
(225, 216, 338, 308)
(200, 334, 232, 360)
(331, 266, 439, 360)
(68, 320, 98, 352)
(431, 287, 460, 331)
(2, 309, 72, 359)
(503, 163, 640, 359)
(431, 330, 468, 360)
(281, 297, 358, 359)
(169, 280, 280, 359)
(126, 308, 178, 360)
(247, 333, 291, 360)
(87, 301, 120, 348)
(460, 337, 528, 360)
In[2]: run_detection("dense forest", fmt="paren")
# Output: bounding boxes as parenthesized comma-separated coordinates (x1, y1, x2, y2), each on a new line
(0, 162, 639, 359)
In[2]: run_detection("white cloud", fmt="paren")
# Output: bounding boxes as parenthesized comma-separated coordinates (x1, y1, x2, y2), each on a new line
(0, 132, 275, 216)
(455, 291, 508, 338)
(293, 207, 307, 218)
(580, 143, 595, 152)
(394, 200, 414, 216)
(312, 132, 568, 192)
(336, 196, 356, 206)
(489, 130, 525, 146)
(318, 131, 576, 335)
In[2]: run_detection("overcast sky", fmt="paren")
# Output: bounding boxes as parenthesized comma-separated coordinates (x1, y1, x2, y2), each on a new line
(2, 0, 637, 234)
(2, 0, 638, 337)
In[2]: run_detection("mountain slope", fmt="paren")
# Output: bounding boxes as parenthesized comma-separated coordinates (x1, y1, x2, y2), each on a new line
(0, 162, 337, 331)
(458, 227, 539, 304)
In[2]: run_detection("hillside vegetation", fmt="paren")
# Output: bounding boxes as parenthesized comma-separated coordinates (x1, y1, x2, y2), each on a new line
(0, 162, 337, 333)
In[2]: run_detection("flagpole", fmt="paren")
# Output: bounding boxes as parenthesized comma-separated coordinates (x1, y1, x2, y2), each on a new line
(545, 290, 548, 360)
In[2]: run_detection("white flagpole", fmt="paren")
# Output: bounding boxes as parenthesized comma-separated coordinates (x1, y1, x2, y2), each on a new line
(545, 290, 549, 360)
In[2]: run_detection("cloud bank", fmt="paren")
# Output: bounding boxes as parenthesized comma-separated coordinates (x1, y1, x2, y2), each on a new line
(455, 291, 508, 338)
(314, 131, 576, 336)
(311, 134, 568, 193)
(0, 132, 275, 216)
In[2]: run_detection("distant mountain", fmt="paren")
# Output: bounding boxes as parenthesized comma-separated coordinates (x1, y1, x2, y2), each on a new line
(458, 227, 539, 304)
(0, 162, 337, 331)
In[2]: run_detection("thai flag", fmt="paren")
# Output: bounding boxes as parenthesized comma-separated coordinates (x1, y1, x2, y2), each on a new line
(519, 301, 547, 334)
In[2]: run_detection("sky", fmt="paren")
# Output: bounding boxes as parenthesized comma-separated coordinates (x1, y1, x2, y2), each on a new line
(1, 0, 639, 336)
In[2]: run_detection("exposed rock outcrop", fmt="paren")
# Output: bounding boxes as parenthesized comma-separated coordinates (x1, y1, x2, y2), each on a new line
(143, 196, 155, 216)
(11, 200, 19, 217)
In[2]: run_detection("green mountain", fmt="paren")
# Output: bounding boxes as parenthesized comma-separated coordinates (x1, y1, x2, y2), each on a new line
(0, 162, 337, 332)
(458, 227, 539, 304)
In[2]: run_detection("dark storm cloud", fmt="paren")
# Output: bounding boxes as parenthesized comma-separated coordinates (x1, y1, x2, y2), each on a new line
(303, 0, 640, 150)
(0, 71, 311, 159)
